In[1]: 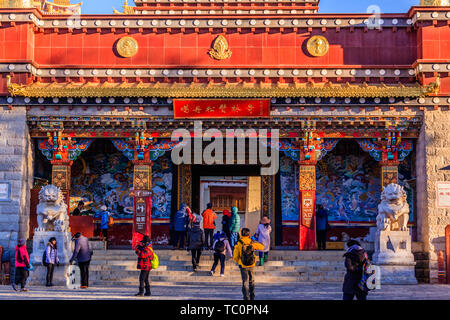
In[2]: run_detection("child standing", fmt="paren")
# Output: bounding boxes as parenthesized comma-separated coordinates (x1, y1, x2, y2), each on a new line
(210, 232, 233, 277)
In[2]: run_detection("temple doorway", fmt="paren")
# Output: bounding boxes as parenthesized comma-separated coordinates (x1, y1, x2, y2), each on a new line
(191, 165, 263, 235)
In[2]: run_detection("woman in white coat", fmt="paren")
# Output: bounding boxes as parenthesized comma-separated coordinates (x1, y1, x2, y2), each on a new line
(255, 216, 272, 266)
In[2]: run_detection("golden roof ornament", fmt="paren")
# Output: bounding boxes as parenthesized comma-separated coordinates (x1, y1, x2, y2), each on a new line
(420, 0, 449, 5)
(306, 36, 330, 57)
(116, 36, 139, 58)
(208, 35, 232, 60)
(113, 0, 135, 14)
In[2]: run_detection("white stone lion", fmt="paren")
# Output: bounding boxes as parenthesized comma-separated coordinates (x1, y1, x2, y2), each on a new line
(36, 185, 69, 232)
(376, 183, 410, 232)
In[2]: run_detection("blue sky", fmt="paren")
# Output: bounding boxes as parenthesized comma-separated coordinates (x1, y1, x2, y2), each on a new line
(81, 0, 418, 14)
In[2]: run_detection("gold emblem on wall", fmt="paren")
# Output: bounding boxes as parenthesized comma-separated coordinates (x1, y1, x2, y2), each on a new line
(306, 35, 330, 57)
(116, 36, 139, 58)
(209, 35, 232, 60)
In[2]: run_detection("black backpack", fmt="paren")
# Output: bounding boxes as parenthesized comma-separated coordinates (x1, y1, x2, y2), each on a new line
(42, 248, 48, 267)
(239, 240, 256, 267)
(214, 239, 226, 253)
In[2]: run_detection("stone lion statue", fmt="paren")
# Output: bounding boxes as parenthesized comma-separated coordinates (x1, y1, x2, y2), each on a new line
(36, 185, 69, 232)
(376, 183, 410, 232)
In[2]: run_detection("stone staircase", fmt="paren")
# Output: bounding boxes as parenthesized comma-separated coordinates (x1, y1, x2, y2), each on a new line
(90, 247, 346, 286)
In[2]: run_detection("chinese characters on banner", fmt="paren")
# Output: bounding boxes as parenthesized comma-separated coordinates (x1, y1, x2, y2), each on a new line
(437, 182, 450, 208)
(173, 99, 270, 118)
(132, 190, 152, 248)
(300, 190, 315, 228)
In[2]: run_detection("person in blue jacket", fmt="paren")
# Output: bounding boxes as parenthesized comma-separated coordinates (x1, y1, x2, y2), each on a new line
(173, 203, 189, 249)
(94, 205, 112, 242)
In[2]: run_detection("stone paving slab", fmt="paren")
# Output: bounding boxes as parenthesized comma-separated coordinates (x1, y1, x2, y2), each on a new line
(0, 283, 449, 300)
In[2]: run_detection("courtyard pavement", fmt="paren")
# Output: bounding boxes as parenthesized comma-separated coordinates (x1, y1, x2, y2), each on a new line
(0, 283, 449, 300)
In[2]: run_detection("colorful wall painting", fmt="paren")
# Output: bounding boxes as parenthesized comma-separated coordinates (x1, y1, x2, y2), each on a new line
(69, 140, 173, 220)
(280, 140, 415, 224)
(280, 156, 299, 222)
(151, 153, 173, 219)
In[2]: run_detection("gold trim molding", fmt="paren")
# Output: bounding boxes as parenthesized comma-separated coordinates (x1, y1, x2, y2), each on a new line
(7, 76, 438, 99)
(420, 0, 449, 6)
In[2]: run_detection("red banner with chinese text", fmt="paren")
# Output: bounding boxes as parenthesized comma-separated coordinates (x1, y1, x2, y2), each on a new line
(173, 99, 270, 119)
(299, 190, 316, 250)
(132, 191, 152, 249)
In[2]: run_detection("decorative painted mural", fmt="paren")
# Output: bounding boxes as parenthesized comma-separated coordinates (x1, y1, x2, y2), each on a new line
(316, 151, 382, 222)
(280, 156, 299, 221)
(69, 142, 173, 220)
(151, 153, 173, 219)
(70, 146, 135, 218)
(280, 141, 415, 223)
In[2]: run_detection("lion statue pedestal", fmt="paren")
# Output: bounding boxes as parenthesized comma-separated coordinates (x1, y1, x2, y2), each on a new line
(28, 185, 73, 286)
(372, 183, 417, 284)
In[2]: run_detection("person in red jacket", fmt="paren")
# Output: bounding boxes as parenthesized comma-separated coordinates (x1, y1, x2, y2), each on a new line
(202, 203, 217, 250)
(135, 235, 154, 297)
(13, 239, 30, 292)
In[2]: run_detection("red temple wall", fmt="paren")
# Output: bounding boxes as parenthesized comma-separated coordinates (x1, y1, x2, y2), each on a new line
(22, 28, 419, 68)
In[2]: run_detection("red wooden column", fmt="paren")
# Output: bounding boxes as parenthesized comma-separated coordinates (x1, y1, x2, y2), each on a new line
(298, 159, 317, 250)
(296, 131, 322, 250)
(132, 160, 153, 249)
(51, 159, 72, 210)
(130, 132, 154, 249)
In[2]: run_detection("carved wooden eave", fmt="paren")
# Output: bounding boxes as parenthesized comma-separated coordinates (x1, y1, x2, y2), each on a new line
(7, 76, 439, 99)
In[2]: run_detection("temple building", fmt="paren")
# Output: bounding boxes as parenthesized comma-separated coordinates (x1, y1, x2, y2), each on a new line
(0, 0, 449, 283)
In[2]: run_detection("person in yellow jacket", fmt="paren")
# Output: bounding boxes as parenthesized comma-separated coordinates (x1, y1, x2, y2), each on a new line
(233, 228, 265, 300)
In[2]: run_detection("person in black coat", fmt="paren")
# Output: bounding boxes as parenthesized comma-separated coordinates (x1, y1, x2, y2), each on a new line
(342, 240, 369, 300)
(186, 219, 205, 272)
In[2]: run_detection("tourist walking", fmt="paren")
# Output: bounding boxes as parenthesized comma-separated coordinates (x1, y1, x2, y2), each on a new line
(316, 204, 329, 250)
(173, 203, 190, 249)
(135, 235, 154, 297)
(202, 203, 217, 249)
(69, 232, 93, 289)
(342, 240, 369, 300)
(210, 232, 233, 277)
(44, 237, 59, 287)
(255, 216, 272, 266)
(13, 239, 30, 292)
(229, 206, 241, 249)
(222, 209, 232, 240)
(186, 219, 205, 272)
(94, 205, 112, 242)
(233, 228, 265, 300)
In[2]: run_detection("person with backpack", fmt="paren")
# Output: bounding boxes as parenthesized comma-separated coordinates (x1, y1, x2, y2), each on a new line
(202, 203, 217, 250)
(13, 239, 30, 292)
(210, 232, 233, 277)
(229, 206, 241, 249)
(94, 205, 112, 242)
(186, 218, 205, 272)
(43, 237, 59, 287)
(173, 203, 189, 250)
(342, 240, 370, 300)
(69, 232, 93, 289)
(233, 228, 265, 300)
(254, 216, 272, 266)
(222, 209, 232, 240)
(135, 235, 154, 297)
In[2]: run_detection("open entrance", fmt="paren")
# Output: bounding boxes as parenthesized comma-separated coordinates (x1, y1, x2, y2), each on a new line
(192, 165, 263, 235)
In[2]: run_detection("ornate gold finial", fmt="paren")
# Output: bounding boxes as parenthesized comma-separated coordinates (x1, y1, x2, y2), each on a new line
(422, 74, 441, 95)
(420, 0, 449, 5)
(116, 36, 139, 58)
(307, 36, 330, 57)
(208, 35, 232, 60)
(113, 0, 135, 14)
